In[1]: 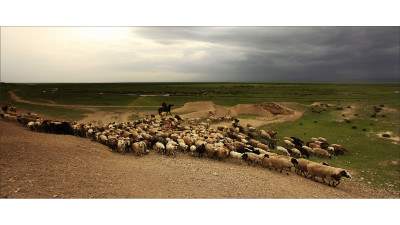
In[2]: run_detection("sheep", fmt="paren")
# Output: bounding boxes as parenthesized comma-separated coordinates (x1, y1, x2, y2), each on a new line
(216, 147, 229, 161)
(178, 142, 188, 152)
(292, 159, 329, 177)
(267, 130, 278, 137)
(284, 140, 295, 147)
(255, 148, 268, 155)
(307, 163, 351, 187)
(276, 146, 290, 156)
(117, 139, 128, 154)
(308, 142, 320, 149)
(313, 148, 332, 159)
(229, 151, 243, 161)
(291, 148, 302, 157)
(154, 142, 166, 154)
(196, 143, 206, 158)
(99, 134, 108, 145)
(256, 143, 269, 151)
(242, 153, 264, 166)
(260, 130, 271, 140)
(302, 145, 314, 154)
(108, 136, 118, 151)
(27, 121, 35, 131)
(296, 147, 310, 158)
(189, 145, 197, 155)
(331, 145, 349, 155)
(165, 141, 177, 156)
(268, 156, 298, 175)
(317, 137, 327, 142)
(248, 139, 260, 147)
(261, 154, 271, 168)
(205, 143, 217, 157)
(132, 141, 147, 156)
(284, 137, 294, 142)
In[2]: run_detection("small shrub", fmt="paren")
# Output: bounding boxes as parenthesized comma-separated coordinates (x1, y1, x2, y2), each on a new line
(347, 106, 352, 108)
(362, 128, 367, 131)
(371, 113, 377, 118)
(345, 119, 351, 123)
(370, 123, 374, 126)
(380, 104, 384, 107)
(342, 114, 346, 117)
(352, 126, 357, 129)
(314, 121, 318, 123)
(382, 133, 391, 138)
(381, 114, 386, 117)
(299, 123, 303, 125)
(336, 107, 344, 110)
(354, 113, 359, 116)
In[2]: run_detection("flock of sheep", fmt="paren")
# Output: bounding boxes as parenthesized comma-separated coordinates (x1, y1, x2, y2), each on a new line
(1, 105, 352, 188)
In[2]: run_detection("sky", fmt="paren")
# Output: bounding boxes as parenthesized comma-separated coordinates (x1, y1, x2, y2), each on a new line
(1, 26, 399, 83)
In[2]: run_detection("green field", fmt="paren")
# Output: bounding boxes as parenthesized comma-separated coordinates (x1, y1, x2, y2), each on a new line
(1, 82, 399, 193)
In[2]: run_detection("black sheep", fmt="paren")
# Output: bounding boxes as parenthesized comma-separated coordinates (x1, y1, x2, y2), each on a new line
(196, 144, 206, 158)
(297, 147, 310, 158)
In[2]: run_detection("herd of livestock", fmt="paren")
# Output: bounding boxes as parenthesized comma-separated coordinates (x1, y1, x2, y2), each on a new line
(1, 105, 352, 187)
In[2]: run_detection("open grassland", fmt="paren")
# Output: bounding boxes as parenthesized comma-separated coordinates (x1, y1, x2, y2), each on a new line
(259, 102, 400, 192)
(1, 82, 399, 193)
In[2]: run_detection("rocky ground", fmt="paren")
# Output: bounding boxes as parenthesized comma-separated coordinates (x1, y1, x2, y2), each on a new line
(1, 120, 398, 199)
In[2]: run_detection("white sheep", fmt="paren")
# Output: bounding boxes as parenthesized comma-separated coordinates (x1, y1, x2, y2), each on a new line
(248, 139, 260, 147)
(27, 121, 35, 131)
(268, 156, 298, 175)
(313, 148, 332, 158)
(132, 141, 147, 156)
(293, 159, 329, 177)
(276, 146, 290, 156)
(117, 139, 127, 154)
(178, 142, 188, 152)
(317, 137, 327, 142)
(243, 153, 264, 166)
(254, 148, 268, 155)
(260, 130, 271, 140)
(229, 151, 243, 161)
(154, 142, 165, 154)
(284, 139, 295, 147)
(165, 141, 177, 156)
(189, 145, 197, 153)
(216, 147, 229, 161)
(307, 163, 351, 187)
(284, 137, 294, 142)
(291, 148, 302, 157)
(205, 143, 217, 157)
(257, 143, 269, 151)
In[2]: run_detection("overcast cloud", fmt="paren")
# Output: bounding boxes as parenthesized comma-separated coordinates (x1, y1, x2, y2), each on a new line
(1, 27, 398, 83)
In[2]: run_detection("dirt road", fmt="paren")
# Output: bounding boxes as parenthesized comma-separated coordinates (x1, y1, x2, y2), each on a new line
(1, 120, 397, 198)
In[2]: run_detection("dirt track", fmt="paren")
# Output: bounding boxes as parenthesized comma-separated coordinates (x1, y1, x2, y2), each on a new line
(1, 120, 397, 198)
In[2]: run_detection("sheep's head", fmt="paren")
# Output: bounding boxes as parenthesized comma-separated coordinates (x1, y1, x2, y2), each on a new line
(242, 153, 248, 160)
(340, 170, 352, 178)
(263, 154, 270, 158)
(322, 162, 330, 166)
(291, 158, 299, 165)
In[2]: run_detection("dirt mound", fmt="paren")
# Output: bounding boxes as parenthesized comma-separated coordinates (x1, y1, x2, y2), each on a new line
(173, 101, 294, 119)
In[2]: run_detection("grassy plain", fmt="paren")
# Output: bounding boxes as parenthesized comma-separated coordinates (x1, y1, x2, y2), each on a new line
(1, 82, 399, 192)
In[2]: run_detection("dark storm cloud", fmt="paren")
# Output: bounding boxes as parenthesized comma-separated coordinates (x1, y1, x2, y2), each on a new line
(132, 27, 399, 82)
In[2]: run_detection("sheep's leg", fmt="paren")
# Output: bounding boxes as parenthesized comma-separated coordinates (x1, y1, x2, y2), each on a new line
(322, 177, 327, 184)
